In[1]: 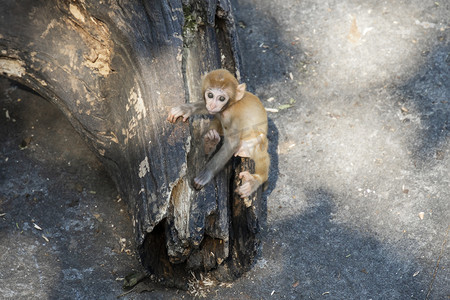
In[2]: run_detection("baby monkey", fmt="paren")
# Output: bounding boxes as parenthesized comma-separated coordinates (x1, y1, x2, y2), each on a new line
(167, 69, 269, 198)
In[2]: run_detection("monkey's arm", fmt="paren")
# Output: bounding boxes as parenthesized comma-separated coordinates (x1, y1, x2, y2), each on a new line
(167, 102, 208, 123)
(194, 134, 240, 189)
(204, 117, 223, 155)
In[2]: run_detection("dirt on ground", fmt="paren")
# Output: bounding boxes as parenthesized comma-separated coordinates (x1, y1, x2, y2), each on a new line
(1, 0, 448, 299)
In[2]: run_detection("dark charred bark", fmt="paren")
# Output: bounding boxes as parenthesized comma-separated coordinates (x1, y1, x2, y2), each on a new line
(0, 0, 262, 286)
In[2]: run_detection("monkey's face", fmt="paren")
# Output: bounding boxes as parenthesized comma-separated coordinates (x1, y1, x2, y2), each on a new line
(204, 88, 230, 114)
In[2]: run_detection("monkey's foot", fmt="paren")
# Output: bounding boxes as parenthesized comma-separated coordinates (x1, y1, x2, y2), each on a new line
(204, 129, 220, 154)
(237, 171, 259, 198)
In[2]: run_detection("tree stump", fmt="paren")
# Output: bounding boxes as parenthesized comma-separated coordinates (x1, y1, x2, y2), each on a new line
(0, 0, 262, 287)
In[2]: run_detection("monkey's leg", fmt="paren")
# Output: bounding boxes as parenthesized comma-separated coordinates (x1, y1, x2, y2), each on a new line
(234, 133, 264, 158)
(238, 146, 270, 198)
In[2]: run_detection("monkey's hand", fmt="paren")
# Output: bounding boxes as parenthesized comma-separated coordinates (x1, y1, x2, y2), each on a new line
(167, 105, 192, 123)
(237, 171, 260, 198)
(204, 129, 221, 155)
(194, 169, 213, 190)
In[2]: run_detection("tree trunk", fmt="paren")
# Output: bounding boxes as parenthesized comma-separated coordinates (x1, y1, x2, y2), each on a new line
(0, 0, 261, 287)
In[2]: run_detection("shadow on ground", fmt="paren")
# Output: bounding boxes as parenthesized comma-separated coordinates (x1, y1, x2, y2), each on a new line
(396, 44, 450, 163)
(0, 78, 154, 299)
(235, 0, 304, 95)
(215, 188, 430, 299)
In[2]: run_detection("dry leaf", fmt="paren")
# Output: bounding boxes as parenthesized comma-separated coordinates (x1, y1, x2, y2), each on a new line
(42, 234, 49, 242)
(123, 272, 147, 289)
(93, 213, 103, 222)
(347, 16, 361, 43)
(238, 21, 246, 29)
(402, 185, 409, 194)
(278, 104, 293, 110)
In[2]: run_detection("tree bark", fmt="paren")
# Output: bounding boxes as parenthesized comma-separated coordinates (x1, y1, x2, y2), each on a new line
(0, 0, 261, 287)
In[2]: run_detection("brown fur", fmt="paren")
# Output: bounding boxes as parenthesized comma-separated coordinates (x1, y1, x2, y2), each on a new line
(202, 69, 239, 104)
(168, 69, 269, 197)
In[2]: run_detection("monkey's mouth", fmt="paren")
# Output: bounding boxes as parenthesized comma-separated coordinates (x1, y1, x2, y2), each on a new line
(207, 108, 221, 114)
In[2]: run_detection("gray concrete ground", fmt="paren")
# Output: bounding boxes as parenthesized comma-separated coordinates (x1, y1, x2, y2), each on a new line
(1, 0, 449, 299)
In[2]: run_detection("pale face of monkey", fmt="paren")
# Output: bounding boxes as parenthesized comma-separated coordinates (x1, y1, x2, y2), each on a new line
(204, 88, 229, 114)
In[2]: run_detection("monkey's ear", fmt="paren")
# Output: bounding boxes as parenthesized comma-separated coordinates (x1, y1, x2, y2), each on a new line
(236, 83, 246, 101)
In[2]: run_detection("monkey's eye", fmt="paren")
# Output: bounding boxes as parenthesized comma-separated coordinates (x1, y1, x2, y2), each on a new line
(207, 92, 214, 98)
(219, 96, 226, 102)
